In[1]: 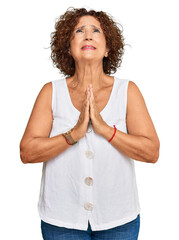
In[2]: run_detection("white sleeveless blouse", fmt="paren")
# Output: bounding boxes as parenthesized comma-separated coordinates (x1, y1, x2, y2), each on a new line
(37, 76, 141, 231)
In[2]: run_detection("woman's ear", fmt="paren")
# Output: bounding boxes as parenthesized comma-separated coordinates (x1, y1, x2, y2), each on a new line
(104, 52, 108, 57)
(104, 48, 109, 57)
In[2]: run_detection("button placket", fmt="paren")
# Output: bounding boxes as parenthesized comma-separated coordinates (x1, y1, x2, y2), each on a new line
(84, 132, 94, 212)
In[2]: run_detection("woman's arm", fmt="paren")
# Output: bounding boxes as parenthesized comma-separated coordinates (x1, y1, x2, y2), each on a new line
(19, 82, 79, 164)
(101, 81, 160, 163)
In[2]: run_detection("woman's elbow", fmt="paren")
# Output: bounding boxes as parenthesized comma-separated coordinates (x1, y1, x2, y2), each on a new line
(20, 142, 30, 164)
(20, 148, 27, 164)
(150, 140, 160, 164)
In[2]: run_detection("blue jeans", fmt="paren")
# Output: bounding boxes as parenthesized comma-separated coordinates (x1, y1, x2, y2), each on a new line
(41, 214, 140, 240)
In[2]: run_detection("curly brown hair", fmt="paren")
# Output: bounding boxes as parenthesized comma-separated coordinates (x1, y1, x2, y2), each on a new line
(50, 7, 126, 76)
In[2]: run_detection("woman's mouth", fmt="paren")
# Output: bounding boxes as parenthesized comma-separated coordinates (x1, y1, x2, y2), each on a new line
(81, 45, 96, 50)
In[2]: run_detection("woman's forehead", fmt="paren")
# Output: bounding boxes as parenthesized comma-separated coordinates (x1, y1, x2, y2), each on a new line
(75, 16, 101, 28)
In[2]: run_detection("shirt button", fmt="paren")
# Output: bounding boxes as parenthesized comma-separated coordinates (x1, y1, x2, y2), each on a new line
(84, 202, 93, 211)
(84, 177, 93, 186)
(85, 150, 94, 159)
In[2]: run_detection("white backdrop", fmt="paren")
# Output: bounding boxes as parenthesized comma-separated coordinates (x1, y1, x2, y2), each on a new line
(0, 0, 178, 239)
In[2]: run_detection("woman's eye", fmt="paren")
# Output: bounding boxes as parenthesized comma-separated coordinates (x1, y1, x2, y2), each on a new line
(76, 29, 82, 33)
(75, 28, 100, 33)
(94, 29, 100, 32)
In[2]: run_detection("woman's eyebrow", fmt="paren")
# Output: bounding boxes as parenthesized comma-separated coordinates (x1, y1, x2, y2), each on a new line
(75, 25, 100, 30)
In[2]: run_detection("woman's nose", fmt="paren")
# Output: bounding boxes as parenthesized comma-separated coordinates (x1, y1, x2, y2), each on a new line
(84, 30, 92, 40)
(85, 37, 92, 40)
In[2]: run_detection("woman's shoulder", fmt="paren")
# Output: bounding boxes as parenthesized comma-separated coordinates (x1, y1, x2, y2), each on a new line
(41, 78, 66, 93)
(40, 82, 52, 98)
(36, 82, 53, 111)
(127, 80, 141, 97)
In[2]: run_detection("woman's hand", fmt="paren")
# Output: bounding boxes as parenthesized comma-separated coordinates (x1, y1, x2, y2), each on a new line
(73, 87, 91, 139)
(88, 84, 107, 135)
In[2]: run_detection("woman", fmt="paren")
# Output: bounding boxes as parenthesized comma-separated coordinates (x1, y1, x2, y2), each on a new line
(20, 7, 160, 240)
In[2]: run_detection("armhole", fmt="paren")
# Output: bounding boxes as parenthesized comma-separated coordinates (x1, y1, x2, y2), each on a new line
(125, 79, 130, 120)
(125, 80, 130, 133)
(51, 80, 55, 119)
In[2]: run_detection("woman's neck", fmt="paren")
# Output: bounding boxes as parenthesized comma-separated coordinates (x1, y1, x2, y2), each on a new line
(70, 61, 108, 92)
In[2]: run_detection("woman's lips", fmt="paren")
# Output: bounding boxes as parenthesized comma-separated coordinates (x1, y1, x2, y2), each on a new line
(82, 47, 96, 50)
(81, 45, 96, 50)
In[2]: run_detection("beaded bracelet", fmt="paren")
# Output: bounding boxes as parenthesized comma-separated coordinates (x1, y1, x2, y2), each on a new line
(108, 125, 117, 142)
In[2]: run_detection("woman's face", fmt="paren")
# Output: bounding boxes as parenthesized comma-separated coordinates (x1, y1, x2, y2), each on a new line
(70, 15, 109, 63)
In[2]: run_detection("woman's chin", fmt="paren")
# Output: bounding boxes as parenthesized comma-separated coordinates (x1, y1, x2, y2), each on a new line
(79, 55, 102, 62)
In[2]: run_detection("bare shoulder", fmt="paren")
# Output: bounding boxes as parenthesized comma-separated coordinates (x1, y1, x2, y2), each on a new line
(127, 80, 144, 103)
(43, 81, 52, 90)
(31, 81, 53, 122)
(39, 81, 52, 105)
(20, 81, 53, 148)
(126, 81, 146, 119)
(34, 81, 53, 113)
(126, 80, 160, 146)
